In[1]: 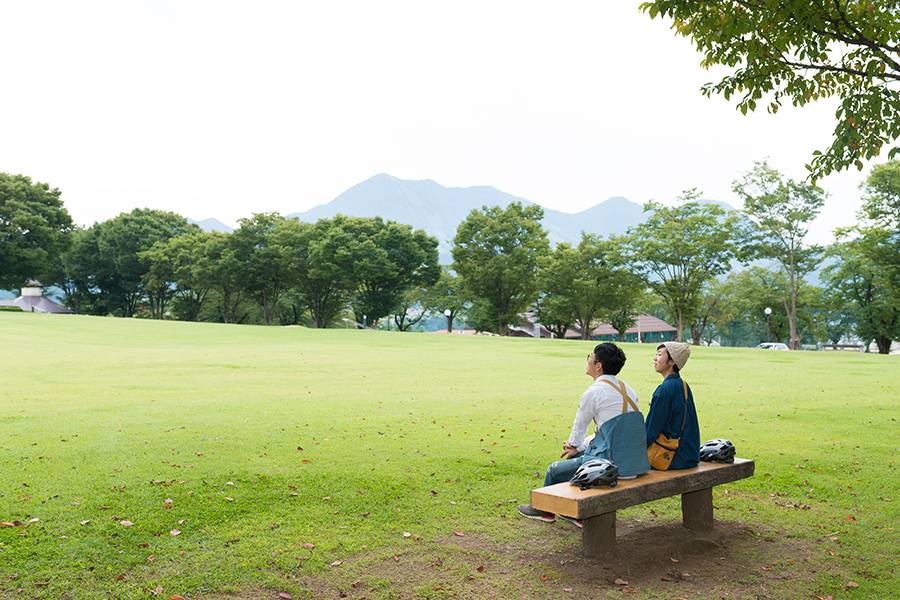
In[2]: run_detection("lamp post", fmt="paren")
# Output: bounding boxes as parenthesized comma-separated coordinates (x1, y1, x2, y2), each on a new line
(444, 309, 452, 333)
(764, 307, 773, 342)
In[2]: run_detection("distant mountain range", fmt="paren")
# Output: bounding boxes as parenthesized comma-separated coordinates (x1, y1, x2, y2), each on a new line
(192, 173, 734, 263)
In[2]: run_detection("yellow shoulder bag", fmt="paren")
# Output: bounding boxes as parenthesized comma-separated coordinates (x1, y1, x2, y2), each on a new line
(647, 379, 689, 471)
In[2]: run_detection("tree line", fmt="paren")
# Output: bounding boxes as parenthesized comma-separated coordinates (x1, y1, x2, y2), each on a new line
(1, 161, 898, 352)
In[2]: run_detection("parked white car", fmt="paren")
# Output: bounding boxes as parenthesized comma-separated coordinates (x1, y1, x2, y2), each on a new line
(756, 342, 790, 351)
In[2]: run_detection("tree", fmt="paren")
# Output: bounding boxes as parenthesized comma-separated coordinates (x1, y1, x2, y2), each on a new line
(733, 161, 826, 349)
(641, 0, 900, 180)
(713, 266, 825, 346)
(595, 241, 647, 342)
(452, 203, 549, 335)
(59, 228, 106, 314)
(422, 268, 468, 333)
(625, 194, 748, 342)
(200, 232, 250, 324)
(141, 231, 219, 321)
(689, 279, 729, 345)
(339, 217, 440, 326)
(535, 243, 581, 338)
(231, 213, 294, 325)
(0, 173, 73, 289)
(823, 162, 900, 353)
(278, 218, 353, 329)
(536, 235, 645, 340)
(860, 160, 900, 229)
(62, 209, 196, 316)
(824, 229, 899, 354)
(391, 285, 430, 332)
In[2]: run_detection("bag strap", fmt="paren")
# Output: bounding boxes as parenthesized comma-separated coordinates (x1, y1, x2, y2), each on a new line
(600, 378, 639, 413)
(677, 379, 690, 438)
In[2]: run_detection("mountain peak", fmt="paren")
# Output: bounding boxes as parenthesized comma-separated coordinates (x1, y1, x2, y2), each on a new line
(287, 175, 650, 262)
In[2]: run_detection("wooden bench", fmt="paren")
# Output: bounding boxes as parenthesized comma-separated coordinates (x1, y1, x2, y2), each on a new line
(531, 458, 755, 557)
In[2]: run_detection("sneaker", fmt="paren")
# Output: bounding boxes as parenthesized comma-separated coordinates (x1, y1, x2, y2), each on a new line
(516, 504, 555, 522)
(558, 514, 583, 528)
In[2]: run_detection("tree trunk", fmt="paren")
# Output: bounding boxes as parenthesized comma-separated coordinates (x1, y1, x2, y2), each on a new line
(785, 295, 800, 350)
(676, 310, 684, 342)
(446, 313, 454, 333)
(690, 324, 702, 345)
(788, 293, 800, 350)
(875, 336, 892, 354)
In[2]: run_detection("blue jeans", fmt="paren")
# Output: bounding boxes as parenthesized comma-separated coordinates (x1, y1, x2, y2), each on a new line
(544, 452, 587, 486)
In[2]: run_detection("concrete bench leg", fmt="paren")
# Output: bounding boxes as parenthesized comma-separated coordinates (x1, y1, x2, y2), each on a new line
(681, 487, 714, 532)
(582, 511, 616, 558)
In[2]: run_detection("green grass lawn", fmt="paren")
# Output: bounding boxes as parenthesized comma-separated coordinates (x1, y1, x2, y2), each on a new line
(1, 313, 897, 599)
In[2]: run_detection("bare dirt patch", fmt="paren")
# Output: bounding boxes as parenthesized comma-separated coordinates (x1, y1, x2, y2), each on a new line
(198, 516, 819, 599)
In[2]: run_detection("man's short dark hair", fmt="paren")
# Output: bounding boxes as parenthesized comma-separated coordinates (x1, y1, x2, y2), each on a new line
(593, 342, 626, 375)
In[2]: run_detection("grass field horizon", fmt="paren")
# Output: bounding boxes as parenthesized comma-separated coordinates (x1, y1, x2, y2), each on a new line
(1, 313, 897, 599)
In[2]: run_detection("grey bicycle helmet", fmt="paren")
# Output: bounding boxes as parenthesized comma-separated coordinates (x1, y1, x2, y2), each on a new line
(699, 439, 736, 463)
(570, 459, 619, 490)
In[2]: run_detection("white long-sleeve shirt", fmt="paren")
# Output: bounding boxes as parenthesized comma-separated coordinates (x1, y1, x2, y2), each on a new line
(566, 375, 640, 452)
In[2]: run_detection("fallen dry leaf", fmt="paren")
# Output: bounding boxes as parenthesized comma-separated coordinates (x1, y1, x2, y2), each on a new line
(846, 515, 856, 521)
(302, 543, 315, 549)
(476, 565, 485, 573)
(670, 557, 680, 563)
(563, 588, 573, 593)
(402, 531, 411, 538)
(351, 581, 361, 589)
(224, 497, 234, 502)
(278, 593, 292, 600)
(301, 459, 312, 464)
(330, 560, 343, 567)
(0, 522, 15, 527)
(169, 596, 186, 600)
(119, 520, 134, 527)
(151, 585, 164, 596)
(163, 499, 173, 509)
(453, 531, 465, 537)
(392, 555, 399, 562)
(170, 529, 181, 536)
(845, 581, 859, 589)
(147, 555, 156, 562)
(614, 578, 629, 586)
(540, 574, 549, 582)
(79, 520, 91, 526)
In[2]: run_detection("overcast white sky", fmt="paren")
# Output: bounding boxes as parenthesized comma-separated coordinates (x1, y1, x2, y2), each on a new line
(0, 1, 882, 244)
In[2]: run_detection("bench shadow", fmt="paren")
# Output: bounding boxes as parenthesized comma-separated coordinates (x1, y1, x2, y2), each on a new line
(542, 516, 814, 594)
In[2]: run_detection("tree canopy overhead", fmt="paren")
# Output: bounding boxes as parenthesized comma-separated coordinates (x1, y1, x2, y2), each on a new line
(641, 0, 900, 180)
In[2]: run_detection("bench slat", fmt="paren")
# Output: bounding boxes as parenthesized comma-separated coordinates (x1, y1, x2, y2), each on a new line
(531, 458, 754, 518)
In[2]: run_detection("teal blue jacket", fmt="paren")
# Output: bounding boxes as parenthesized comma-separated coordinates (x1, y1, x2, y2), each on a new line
(645, 373, 700, 469)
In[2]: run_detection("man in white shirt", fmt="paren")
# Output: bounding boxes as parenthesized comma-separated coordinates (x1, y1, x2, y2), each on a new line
(517, 342, 648, 524)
